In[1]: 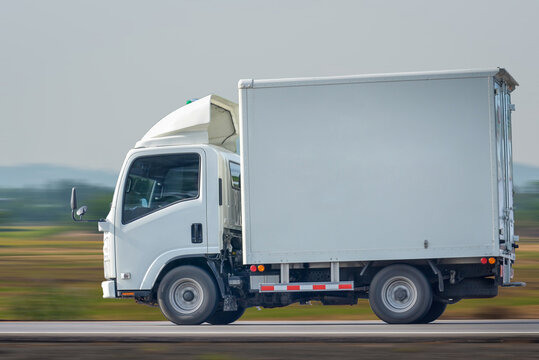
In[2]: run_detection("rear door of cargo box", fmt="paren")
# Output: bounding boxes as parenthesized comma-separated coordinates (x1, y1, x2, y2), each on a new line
(494, 80, 517, 284)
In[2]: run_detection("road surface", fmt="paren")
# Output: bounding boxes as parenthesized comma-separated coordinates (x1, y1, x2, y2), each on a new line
(1, 320, 538, 342)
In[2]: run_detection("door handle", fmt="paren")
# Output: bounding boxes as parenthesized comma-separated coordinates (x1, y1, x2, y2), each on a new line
(191, 223, 203, 243)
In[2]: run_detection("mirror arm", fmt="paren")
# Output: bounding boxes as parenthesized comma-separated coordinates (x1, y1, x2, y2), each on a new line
(71, 213, 104, 223)
(71, 209, 78, 222)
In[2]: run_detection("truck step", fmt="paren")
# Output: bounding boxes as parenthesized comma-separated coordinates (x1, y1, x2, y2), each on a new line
(259, 281, 354, 293)
(501, 282, 526, 287)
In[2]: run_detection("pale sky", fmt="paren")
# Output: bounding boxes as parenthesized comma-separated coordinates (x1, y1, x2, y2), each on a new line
(1, 0, 538, 171)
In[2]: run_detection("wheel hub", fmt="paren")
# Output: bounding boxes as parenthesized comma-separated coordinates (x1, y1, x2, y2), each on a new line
(394, 288, 408, 301)
(169, 278, 204, 314)
(183, 290, 195, 301)
(381, 276, 418, 313)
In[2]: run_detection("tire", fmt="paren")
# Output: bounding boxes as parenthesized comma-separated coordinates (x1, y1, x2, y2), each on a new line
(157, 265, 218, 325)
(206, 306, 245, 325)
(369, 264, 433, 324)
(414, 300, 447, 324)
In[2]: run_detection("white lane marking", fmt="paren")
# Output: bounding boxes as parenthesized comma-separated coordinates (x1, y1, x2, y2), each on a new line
(1, 331, 539, 335)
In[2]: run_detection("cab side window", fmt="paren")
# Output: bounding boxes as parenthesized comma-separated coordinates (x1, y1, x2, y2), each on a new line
(229, 161, 241, 190)
(122, 153, 200, 224)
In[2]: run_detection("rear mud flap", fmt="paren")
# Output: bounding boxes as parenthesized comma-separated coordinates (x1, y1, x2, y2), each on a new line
(439, 278, 498, 299)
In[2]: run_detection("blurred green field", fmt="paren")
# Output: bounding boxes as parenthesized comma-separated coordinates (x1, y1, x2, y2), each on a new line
(0, 227, 537, 321)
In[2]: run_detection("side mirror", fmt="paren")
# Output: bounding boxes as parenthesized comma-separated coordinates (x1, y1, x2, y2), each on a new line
(70, 186, 103, 223)
(71, 187, 77, 211)
(76, 206, 88, 217)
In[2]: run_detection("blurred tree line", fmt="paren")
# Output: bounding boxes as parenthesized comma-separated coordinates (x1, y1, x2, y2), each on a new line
(0, 181, 112, 231)
(515, 181, 539, 236)
(0, 180, 538, 235)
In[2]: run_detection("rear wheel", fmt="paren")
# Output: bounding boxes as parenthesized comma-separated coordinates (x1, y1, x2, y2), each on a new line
(414, 300, 447, 324)
(157, 265, 218, 325)
(206, 306, 245, 325)
(369, 264, 432, 324)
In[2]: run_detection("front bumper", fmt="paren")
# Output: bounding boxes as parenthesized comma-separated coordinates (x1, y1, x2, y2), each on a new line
(101, 280, 116, 298)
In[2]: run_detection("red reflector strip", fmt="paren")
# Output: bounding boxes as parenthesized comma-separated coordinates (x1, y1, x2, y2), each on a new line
(259, 281, 354, 292)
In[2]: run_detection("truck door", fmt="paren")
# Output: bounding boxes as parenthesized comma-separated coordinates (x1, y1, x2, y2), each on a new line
(495, 81, 516, 284)
(114, 149, 207, 291)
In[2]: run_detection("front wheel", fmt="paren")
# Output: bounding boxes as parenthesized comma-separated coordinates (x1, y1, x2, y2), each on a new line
(206, 307, 245, 325)
(157, 265, 218, 325)
(369, 264, 432, 324)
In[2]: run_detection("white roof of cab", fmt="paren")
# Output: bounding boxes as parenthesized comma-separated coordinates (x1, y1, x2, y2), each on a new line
(135, 95, 239, 151)
(239, 67, 518, 92)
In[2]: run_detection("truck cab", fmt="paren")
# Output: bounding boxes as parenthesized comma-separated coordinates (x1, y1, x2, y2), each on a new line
(98, 95, 243, 324)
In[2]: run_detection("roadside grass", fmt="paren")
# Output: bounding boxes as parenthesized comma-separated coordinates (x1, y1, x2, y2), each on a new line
(0, 226, 537, 321)
(0, 227, 164, 320)
(0, 226, 67, 239)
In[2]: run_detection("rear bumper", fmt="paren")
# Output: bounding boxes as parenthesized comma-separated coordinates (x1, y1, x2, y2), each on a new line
(101, 280, 116, 299)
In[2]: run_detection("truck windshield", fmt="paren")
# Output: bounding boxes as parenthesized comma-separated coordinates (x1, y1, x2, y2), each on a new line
(122, 153, 200, 224)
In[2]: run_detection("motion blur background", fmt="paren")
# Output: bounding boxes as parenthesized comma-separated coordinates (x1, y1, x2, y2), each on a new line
(1, 0, 538, 320)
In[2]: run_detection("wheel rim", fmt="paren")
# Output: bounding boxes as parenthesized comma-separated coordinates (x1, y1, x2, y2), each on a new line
(380, 276, 418, 313)
(169, 278, 204, 314)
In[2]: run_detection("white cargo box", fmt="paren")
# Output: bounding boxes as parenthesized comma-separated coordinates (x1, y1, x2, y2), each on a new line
(239, 69, 518, 265)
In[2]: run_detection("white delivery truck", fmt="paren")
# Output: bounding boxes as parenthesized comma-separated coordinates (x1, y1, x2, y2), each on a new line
(71, 68, 523, 325)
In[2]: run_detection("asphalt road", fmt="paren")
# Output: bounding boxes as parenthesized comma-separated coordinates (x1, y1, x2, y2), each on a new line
(1, 320, 538, 342)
